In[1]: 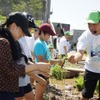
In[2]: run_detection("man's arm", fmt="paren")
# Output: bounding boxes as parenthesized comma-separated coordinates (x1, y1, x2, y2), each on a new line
(68, 50, 85, 64)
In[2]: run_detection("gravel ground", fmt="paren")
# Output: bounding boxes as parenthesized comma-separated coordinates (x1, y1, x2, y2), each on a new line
(43, 82, 99, 100)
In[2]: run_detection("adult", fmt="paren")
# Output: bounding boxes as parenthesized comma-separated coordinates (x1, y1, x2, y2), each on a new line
(59, 31, 71, 58)
(68, 10, 100, 100)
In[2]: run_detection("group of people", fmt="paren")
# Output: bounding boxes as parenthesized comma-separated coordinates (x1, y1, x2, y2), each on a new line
(47, 30, 71, 60)
(0, 10, 100, 100)
(0, 12, 55, 100)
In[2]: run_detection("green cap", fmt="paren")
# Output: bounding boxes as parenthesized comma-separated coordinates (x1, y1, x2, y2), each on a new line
(48, 43, 54, 49)
(87, 11, 100, 23)
(64, 31, 70, 36)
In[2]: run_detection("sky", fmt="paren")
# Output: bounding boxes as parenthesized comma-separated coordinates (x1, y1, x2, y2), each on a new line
(50, 0, 100, 30)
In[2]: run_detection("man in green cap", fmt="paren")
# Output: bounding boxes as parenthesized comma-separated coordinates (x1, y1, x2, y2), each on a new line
(68, 10, 100, 100)
(59, 31, 71, 58)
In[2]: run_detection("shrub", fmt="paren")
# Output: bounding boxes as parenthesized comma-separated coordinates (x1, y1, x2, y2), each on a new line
(50, 64, 62, 80)
(74, 76, 100, 93)
(74, 76, 84, 91)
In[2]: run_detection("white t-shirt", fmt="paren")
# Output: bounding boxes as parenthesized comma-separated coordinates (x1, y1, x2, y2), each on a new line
(18, 37, 32, 58)
(66, 40, 71, 52)
(25, 35, 35, 52)
(59, 36, 70, 55)
(77, 30, 100, 73)
(18, 37, 31, 87)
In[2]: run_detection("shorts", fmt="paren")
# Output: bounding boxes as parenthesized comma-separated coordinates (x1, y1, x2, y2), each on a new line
(13, 84, 32, 98)
(0, 91, 14, 100)
(82, 69, 100, 99)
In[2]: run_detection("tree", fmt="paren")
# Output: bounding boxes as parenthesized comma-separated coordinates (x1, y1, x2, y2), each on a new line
(0, 0, 43, 20)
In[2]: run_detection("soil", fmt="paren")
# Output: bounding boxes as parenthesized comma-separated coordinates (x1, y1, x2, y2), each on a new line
(33, 58, 99, 100)
(42, 78, 98, 100)
(42, 60, 99, 100)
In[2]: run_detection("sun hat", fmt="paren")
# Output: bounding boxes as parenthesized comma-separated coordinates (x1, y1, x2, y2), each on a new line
(48, 43, 54, 49)
(39, 23, 56, 36)
(64, 31, 70, 36)
(7, 12, 31, 37)
(86, 10, 100, 23)
(22, 12, 38, 28)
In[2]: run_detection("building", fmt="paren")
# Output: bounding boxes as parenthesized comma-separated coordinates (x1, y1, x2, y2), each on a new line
(70, 29, 85, 44)
(52, 22, 70, 36)
(70, 29, 85, 50)
(50, 22, 70, 50)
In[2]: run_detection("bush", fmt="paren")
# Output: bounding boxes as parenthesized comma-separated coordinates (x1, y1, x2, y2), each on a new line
(74, 76, 100, 93)
(74, 76, 84, 91)
(50, 64, 62, 80)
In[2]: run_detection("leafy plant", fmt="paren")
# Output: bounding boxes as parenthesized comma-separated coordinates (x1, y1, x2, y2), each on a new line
(95, 81, 99, 94)
(74, 75, 100, 93)
(74, 76, 84, 91)
(50, 64, 62, 80)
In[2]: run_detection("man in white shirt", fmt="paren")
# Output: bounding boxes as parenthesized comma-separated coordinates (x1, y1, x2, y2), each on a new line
(25, 27, 39, 54)
(59, 31, 71, 58)
(23, 12, 39, 58)
(68, 10, 100, 100)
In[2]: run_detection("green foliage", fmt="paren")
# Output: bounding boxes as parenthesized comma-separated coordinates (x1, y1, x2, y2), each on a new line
(12, 1, 26, 12)
(0, 15, 6, 23)
(0, 14, 41, 26)
(95, 81, 99, 93)
(0, 0, 43, 19)
(34, 20, 42, 26)
(74, 76, 100, 94)
(74, 76, 84, 91)
(50, 64, 62, 80)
